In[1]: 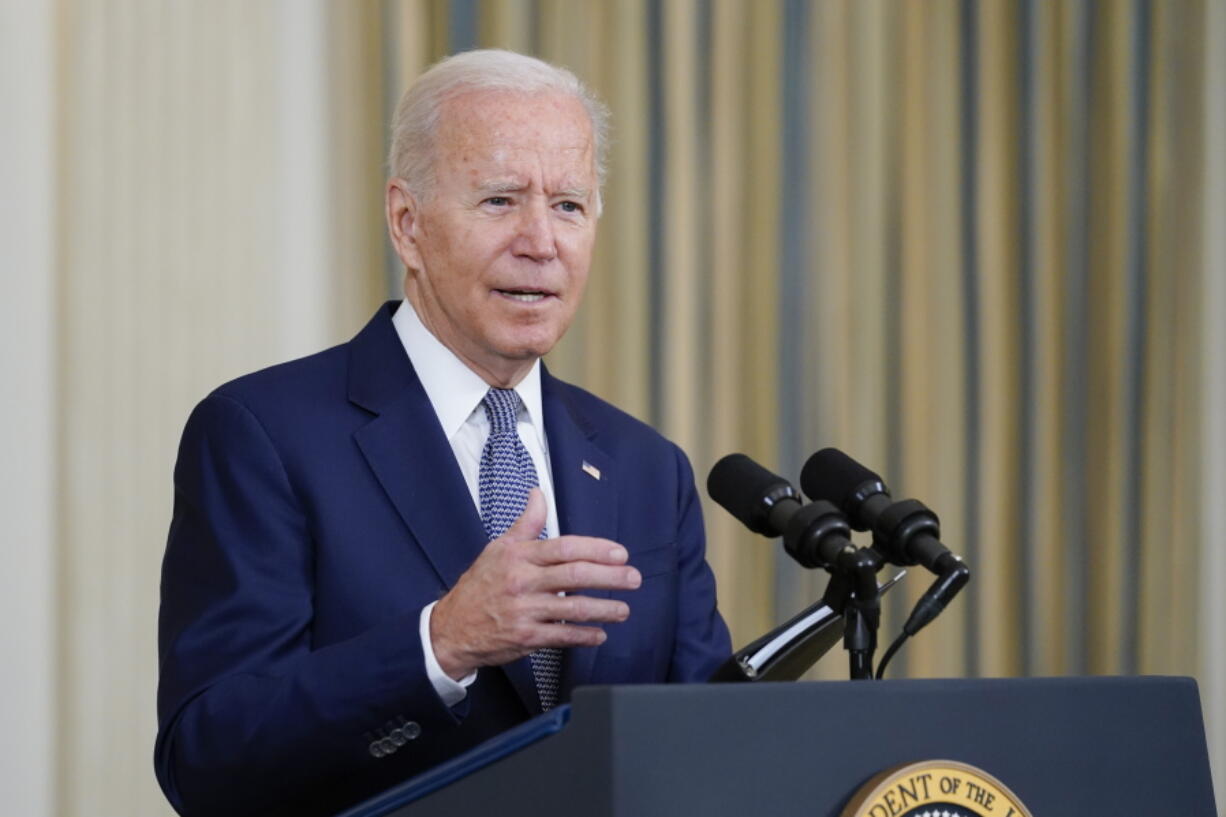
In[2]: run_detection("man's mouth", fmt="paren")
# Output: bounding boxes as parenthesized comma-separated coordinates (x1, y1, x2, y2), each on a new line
(494, 288, 553, 303)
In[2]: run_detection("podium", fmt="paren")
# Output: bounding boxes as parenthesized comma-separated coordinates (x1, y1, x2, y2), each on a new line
(340, 676, 1217, 816)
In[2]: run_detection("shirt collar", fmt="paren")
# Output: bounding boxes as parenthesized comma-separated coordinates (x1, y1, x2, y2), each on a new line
(391, 299, 545, 443)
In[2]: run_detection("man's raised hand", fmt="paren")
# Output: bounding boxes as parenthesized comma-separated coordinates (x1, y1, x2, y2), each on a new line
(429, 488, 641, 680)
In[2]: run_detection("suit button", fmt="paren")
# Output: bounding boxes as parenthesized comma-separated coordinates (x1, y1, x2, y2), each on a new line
(389, 728, 407, 747)
(402, 721, 421, 740)
(369, 741, 385, 758)
(380, 737, 398, 755)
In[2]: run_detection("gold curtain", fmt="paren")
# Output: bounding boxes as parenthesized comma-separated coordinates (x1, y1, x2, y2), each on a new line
(383, 0, 1210, 684)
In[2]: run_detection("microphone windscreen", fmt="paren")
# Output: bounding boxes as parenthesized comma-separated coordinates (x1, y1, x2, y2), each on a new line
(707, 453, 792, 533)
(800, 448, 882, 507)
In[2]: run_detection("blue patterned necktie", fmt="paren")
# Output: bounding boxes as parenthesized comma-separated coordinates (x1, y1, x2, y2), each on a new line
(478, 388, 562, 711)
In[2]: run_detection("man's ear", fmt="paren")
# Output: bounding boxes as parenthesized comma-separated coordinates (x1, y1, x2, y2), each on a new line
(385, 178, 424, 271)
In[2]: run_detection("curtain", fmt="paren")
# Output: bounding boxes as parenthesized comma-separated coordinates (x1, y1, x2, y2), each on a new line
(384, 0, 1212, 686)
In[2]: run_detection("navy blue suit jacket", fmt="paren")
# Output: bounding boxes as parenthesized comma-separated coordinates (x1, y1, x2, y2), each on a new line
(155, 303, 731, 816)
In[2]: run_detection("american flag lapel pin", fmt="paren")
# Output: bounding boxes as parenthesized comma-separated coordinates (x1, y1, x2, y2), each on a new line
(581, 460, 601, 480)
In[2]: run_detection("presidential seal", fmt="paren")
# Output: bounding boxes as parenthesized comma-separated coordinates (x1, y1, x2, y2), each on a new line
(840, 760, 1033, 817)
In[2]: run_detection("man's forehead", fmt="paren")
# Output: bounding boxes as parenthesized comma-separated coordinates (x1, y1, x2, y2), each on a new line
(430, 89, 597, 194)
(436, 89, 594, 153)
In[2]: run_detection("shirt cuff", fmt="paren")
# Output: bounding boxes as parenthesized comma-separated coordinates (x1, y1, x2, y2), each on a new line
(420, 600, 477, 707)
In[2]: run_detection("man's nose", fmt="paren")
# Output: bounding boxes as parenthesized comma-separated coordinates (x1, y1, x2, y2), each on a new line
(512, 200, 558, 262)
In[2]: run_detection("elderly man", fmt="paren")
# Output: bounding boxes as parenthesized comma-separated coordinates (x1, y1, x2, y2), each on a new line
(155, 50, 731, 817)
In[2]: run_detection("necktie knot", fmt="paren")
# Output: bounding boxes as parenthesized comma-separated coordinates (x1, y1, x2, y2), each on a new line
(482, 388, 521, 435)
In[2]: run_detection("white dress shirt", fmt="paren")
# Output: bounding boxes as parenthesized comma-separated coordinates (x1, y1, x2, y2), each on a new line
(391, 299, 560, 706)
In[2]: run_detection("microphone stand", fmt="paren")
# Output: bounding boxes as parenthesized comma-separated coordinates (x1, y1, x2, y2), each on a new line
(706, 567, 905, 683)
(821, 545, 884, 680)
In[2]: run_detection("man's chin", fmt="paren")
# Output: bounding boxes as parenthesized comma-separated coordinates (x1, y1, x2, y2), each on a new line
(493, 324, 569, 361)
(498, 339, 558, 363)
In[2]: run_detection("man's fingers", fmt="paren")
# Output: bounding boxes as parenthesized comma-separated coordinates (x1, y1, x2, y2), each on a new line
(522, 593, 631, 625)
(534, 562, 641, 594)
(533, 622, 614, 649)
(508, 535, 640, 592)
(504, 487, 548, 541)
(532, 535, 629, 566)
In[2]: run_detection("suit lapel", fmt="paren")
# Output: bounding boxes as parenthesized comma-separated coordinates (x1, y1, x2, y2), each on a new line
(348, 304, 488, 593)
(542, 370, 619, 696)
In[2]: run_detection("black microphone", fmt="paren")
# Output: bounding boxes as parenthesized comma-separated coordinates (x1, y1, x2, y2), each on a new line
(800, 448, 970, 635)
(801, 448, 955, 574)
(707, 454, 856, 570)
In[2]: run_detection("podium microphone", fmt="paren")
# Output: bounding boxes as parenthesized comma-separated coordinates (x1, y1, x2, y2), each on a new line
(706, 453, 856, 571)
(708, 453, 884, 680)
(800, 448, 970, 639)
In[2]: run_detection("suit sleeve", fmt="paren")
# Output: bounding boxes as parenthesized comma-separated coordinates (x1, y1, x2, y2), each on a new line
(155, 394, 462, 817)
(666, 445, 734, 682)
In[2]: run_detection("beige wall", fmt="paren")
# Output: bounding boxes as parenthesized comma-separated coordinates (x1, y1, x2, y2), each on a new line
(2, 2, 57, 813)
(2, 2, 385, 813)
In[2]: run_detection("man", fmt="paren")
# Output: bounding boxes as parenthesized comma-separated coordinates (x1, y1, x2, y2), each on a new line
(155, 50, 731, 817)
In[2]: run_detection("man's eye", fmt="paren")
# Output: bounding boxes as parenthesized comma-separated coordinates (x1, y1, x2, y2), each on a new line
(557, 201, 583, 214)
(484, 196, 511, 207)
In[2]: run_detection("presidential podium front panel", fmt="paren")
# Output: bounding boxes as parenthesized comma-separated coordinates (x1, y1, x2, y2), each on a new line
(339, 676, 1217, 817)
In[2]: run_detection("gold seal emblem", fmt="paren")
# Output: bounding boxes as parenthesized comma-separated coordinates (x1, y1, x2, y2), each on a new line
(840, 760, 1034, 817)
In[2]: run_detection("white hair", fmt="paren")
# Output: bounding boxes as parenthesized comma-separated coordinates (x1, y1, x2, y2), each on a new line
(388, 49, 610, 206)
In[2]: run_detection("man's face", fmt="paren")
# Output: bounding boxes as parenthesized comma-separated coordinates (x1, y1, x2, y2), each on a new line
(391, 89, 599, 386)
